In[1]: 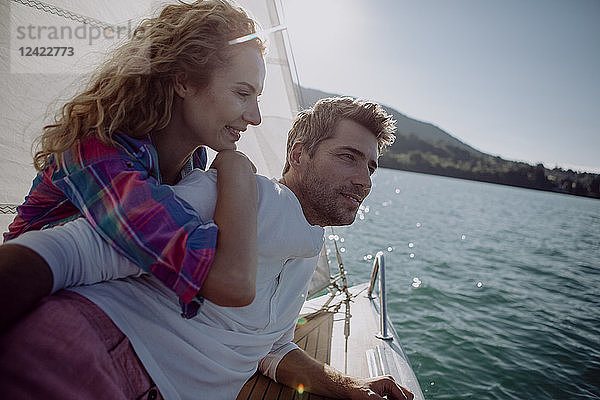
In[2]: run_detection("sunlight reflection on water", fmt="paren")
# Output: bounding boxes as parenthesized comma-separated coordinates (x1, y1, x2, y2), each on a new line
(329, 168, 600, 400)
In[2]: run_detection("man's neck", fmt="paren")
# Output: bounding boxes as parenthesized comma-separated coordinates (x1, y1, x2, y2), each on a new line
(278, 174, 294, 194)
(279, 174, 322, 227)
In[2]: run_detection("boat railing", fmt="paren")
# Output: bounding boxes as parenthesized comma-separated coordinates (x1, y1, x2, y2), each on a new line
(367, 251, 393, 341)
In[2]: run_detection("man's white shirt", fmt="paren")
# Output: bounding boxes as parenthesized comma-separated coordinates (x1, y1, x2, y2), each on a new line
(12, 169, 324, 400)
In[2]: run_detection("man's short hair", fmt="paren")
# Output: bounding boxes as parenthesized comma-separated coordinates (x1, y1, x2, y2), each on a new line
(282, 97, 396, 175)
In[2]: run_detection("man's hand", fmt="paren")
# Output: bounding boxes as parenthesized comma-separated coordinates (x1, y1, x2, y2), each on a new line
(348, 376, 414, 400)
(275, 349, 414, 400)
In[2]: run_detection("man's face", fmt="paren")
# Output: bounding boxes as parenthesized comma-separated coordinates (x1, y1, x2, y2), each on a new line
(295, 119, 379, 226)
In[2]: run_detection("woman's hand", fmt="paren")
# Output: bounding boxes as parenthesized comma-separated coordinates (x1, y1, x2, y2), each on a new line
(210, 149, 256, 174)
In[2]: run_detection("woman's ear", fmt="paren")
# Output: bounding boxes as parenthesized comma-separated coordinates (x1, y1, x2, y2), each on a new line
(173, 72, 191, 98)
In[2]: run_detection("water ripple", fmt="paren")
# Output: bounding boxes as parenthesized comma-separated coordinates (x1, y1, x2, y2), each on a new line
(337, 169, 600, 399)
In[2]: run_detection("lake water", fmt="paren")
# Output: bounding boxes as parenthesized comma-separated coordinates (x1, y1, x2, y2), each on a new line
(331, 168, 600, 400)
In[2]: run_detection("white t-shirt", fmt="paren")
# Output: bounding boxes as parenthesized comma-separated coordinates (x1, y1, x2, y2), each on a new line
(12, 170, 324, 400)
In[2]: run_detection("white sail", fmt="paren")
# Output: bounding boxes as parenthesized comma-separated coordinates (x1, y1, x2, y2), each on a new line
(0, 0, 299, 233)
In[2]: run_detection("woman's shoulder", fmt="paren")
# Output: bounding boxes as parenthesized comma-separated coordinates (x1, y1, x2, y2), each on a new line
(61, 132, 156, 169)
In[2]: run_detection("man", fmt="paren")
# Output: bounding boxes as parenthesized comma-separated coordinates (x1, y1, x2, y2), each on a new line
(0, 97, 413, 399)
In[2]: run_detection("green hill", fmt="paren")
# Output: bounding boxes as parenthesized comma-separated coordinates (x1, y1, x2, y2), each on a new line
(300, 87, 600, 199)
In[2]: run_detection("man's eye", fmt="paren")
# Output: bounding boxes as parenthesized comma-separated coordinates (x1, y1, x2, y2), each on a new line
(341, 153, 354, 160)
(237, 91, 250, 98)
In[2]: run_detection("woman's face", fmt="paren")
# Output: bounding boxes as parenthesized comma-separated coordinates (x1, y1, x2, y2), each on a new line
(176, 44, 266, 151)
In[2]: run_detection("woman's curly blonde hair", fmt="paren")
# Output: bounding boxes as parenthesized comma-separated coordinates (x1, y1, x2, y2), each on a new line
(34, 0, 263, 171)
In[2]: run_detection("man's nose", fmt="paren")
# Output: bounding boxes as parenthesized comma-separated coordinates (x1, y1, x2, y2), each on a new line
(243, 99, 261, 126)
(352, 166, 372, 193)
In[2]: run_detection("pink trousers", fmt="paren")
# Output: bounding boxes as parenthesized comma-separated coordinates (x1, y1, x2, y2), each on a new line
(0, 290, 163, 400)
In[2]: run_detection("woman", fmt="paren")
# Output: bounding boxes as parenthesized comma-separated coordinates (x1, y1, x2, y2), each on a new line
(0, 0, 265, 328)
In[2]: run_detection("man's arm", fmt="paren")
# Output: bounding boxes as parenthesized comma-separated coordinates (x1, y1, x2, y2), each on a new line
(276, 348, 414, 400)
(0, 244, 53, 331)
(0, 218, 144, 331)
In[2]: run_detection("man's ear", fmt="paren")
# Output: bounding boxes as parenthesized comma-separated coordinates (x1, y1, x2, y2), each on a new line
(287, 141, 307, 171)
(173, 72, 192, 98)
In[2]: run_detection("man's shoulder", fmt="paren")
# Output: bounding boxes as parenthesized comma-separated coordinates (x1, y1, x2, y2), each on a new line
(178, 170, 286, 198)
(179, 168, 218, 186)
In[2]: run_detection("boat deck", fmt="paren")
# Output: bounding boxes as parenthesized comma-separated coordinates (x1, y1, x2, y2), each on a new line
(236, 311, 335, 399)
(237, 283, 425, 400)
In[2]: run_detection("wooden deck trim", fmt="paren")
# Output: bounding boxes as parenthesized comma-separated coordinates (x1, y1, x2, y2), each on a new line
(238, 284, 425, 400)
(236, 311, 335, 400)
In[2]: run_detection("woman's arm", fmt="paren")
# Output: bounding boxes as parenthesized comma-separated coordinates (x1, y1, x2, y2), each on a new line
(49, 135, 220, 306)
(196, 150, 258, 306)
(1, 137, 258, 329)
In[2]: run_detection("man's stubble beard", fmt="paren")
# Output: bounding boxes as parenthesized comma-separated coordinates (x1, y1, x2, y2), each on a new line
(296, 169, 359, 227)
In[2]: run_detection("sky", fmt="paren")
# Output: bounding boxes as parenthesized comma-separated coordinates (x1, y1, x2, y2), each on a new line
(280, 0, 600, 173)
